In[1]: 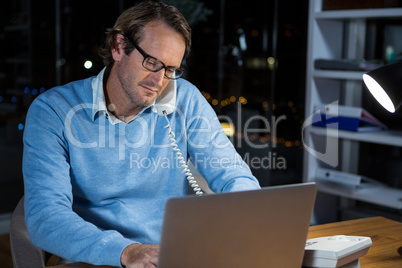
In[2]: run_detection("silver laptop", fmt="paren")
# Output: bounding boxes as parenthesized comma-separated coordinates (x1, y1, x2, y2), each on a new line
(158, 182, 317, 268)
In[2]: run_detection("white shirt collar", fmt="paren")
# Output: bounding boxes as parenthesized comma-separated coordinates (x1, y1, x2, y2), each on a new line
(91, 68, 110, 121)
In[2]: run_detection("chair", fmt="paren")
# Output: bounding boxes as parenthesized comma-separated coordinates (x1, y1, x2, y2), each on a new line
(9, 196, 47, 268)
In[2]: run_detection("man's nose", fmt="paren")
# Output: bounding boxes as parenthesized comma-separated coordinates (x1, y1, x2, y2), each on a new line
(149, 69, 165, 88)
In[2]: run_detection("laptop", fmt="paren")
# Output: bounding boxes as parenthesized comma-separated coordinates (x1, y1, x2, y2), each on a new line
(158, 182, 317, 268)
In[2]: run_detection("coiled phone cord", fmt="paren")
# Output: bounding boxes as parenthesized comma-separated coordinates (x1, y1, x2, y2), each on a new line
(163, 111, 203, 196)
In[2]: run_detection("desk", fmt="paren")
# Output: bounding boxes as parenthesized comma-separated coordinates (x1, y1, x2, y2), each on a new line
(48, 216, 402, 268)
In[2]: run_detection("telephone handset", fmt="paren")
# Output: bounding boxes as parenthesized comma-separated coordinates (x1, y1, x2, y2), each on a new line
(154, 79, 177, 116)
(155, 80, 203, 196)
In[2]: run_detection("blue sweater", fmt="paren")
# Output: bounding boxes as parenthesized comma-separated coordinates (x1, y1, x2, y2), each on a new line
(23, 70, 260, 266)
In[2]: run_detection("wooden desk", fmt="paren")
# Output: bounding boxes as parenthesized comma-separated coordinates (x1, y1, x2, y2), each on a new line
(48, 216, 402, 268)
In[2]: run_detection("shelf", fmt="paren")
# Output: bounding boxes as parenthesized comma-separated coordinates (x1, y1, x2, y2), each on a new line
(310, 127, 402, 147)
(313, 70, 365, 80)
(314, 8, 402, 20)
(314, 180, 402, 210)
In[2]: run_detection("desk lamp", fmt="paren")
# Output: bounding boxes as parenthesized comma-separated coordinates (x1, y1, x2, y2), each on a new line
(362, 62, 402, 113)
(363, 62, 402, 258)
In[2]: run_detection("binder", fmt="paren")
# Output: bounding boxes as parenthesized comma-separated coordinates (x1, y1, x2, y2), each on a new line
(312, 104, 387, 132)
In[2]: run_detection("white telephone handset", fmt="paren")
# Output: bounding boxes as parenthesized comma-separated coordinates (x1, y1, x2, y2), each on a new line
(154, 79, 177, 116)
(155, 80, 203, 195)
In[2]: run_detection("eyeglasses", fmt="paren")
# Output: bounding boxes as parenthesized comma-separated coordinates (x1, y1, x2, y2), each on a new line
(132, 43, 184, 80)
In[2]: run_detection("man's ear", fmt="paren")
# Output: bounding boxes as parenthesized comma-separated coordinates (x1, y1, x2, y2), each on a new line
(112, 34, 126, 62)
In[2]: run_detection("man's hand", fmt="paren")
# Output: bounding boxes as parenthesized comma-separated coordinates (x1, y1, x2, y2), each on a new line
(121, 243, 160, 268)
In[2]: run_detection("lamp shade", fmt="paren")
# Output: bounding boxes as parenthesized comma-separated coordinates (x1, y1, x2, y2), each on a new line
(362, 62, 402, 113)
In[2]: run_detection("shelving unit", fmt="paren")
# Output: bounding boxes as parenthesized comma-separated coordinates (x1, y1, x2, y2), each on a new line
(303, 0, 402, 224)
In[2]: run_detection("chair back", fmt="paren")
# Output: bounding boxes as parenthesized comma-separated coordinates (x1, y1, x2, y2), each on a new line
(9, 197, 46, 268)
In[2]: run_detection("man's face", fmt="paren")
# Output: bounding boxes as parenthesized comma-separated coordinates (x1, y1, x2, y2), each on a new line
(112, 20, 186, 114)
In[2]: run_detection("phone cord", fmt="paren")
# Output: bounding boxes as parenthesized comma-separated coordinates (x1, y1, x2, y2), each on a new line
(163, 111, 203, 196)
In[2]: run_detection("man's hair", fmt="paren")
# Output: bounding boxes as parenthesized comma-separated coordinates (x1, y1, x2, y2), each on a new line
(98, 0, 192, 69)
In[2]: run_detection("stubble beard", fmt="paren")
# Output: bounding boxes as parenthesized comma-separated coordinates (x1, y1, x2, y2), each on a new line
(119, 73, 161, 110)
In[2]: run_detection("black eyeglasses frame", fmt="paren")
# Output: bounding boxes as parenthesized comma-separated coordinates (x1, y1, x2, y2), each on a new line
(131, 42, 184, 80)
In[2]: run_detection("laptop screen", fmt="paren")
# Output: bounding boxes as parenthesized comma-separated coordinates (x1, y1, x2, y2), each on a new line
(158, 182, 317, 268)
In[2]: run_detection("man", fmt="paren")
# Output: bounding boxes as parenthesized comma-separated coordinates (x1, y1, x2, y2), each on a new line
(23, 1, 260, 267)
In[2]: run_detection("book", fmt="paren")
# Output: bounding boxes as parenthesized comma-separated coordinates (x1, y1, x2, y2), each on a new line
(312, 104, 387, 132)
